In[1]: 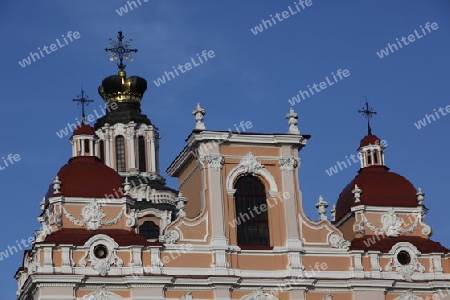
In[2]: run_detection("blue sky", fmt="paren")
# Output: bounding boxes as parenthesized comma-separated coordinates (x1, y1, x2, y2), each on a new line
(1, 0, 449, 297)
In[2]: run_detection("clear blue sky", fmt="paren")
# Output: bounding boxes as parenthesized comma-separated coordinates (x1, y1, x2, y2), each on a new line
(1, 1, 449, 297)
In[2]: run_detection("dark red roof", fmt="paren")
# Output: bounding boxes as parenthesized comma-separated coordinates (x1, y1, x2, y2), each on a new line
(73, 123, 96, 136)
(351, 235, 449, 253)
(37, 228, 162, 246)
(359, 134, 381, 148)
(335, 166, 418, 220)
(50, 156, 123, 198)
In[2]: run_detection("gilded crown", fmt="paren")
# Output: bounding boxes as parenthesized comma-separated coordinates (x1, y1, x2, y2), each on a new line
(98, 70, 147, 103)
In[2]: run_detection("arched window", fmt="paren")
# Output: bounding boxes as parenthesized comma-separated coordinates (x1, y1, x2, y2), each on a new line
(115, 135, 126, 172)
(138, 136, 146, 172)
(139, 221, 160, 240)
(99, 140, 105, 163)
(234, 175, 270, 246)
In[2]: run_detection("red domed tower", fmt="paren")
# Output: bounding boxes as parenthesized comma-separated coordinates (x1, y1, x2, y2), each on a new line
(332, 102, 447, 281)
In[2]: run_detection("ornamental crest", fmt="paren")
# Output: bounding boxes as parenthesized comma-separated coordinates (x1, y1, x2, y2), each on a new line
(239, 151, 264, 175)
(381, 210, 403, 237)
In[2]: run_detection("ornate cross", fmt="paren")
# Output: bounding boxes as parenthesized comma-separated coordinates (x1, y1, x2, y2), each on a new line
(358, 98, 377, 135)
(105, 31, 137, 71)
(73, 89, 93, 123)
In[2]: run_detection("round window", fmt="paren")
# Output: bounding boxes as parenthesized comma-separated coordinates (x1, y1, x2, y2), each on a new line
(94, 244, 109, 259)
(397, 250, 411, 265)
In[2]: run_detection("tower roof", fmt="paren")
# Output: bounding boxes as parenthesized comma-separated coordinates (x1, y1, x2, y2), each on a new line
(359, 134, 381, 148)
(48, 156, 123, 199)
(335, 165, 418, 221)
(72, 123, 96, 137)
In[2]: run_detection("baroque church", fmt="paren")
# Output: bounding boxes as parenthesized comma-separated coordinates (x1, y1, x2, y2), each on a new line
(15, 32, 450, 300)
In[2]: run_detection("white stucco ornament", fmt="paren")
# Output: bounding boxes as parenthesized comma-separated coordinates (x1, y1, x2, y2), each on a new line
(329, 234, 350, 250)
(240, 151, 264, 175)
(278, 156, 298, 173)
(160, 230, 180, 244)
(63, 200, 126, 230)
(241, 288, 279, 300)
(394, 290, 422, 300)
(363, 210, 420, 237)
(83, 286, 121, 299)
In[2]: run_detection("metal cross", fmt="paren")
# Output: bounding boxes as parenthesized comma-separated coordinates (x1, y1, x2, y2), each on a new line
(105, 31, 137, 71)
(358, 98, 377, 135)
(73, 89, 93, 123)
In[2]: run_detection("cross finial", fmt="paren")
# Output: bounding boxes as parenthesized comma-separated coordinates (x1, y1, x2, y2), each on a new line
(105, 31, 138, 71)
(73, 88, 93, 123)
(358, 98, 377, 135)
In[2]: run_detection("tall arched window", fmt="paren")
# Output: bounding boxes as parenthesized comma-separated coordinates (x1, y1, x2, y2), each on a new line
(115, 135, 126, 172)
(138, 136, 146, 172)
(139, 221, 160, 240)
(99, 140, 105, 163)
(234, 175, 270, 246)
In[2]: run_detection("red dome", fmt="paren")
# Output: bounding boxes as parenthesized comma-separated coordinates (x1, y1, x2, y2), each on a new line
(73, 123, 96, 136)
(335, 166, 418, 221)
(359, 134, 381, 148)
(51, 156, 123, 198)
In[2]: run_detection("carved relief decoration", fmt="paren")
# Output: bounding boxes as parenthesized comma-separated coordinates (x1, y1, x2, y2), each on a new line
(278, 156, 299, 173)
(385, 244, 425, 282)
(63, 200, 126, 230)
(159, 230, 180, 244)
(78, 235, 123, 276)
(363, 210, 420, 237)
(328, 234, 350, 250)
(394, 290, 422, 300)
(83, 286, 122, 300)
(241, 288, 279, 300)
(202, 154, 224, 172)
(239, 151, 264, 175)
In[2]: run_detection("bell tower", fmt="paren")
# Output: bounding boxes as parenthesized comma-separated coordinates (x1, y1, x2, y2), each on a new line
(94, 31, 170, 198)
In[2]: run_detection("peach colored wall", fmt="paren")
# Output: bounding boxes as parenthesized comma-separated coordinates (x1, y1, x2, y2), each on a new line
(302, 256, 350, 272)
(336, 217, 356, 240)
(52, 250, 61, 267)
(220, 145, 279, 157)
(180, 165, 203, 219)
(306, 293, 353, 300)
(165, 290, 214, 299)
(161, 253, 212, 268)
(234, 254, 285, 270)
(142, 251, 151, 267)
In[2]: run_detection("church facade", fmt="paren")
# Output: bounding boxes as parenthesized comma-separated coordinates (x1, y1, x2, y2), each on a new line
(15, 32, 450, 300)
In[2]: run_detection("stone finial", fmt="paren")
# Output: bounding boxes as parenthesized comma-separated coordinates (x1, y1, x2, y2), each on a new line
(315, 195, 329, 221)
(286, 107, 300, 134)
(416, 187, 424, 205)
(123, 177, 131, 195)
(352, 184, 362, 203)
(52, 176, 61, 194)
(330, 204, 336, 222)
(192, 103, 206, 130)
